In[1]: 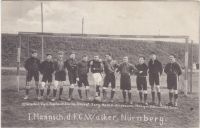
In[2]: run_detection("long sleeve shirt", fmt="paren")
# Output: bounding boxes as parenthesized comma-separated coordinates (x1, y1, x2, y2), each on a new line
(103, 60, 118, 75)
(135, 63, 148, 77)
(39, 60, 54, 75)
(77, 60, 90, 76)
(164, 62, 182, 76)
(117, 62, 136, 75)
(24, 57, 40, 72)
(148, 59, 163, 75)
(65, 58, 78, 75)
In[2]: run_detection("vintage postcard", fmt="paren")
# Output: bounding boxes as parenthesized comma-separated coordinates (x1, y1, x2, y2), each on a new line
(1, 0, 199, 127)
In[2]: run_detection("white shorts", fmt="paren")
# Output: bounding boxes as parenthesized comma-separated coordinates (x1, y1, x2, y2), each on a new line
(92, 73, 103, 85)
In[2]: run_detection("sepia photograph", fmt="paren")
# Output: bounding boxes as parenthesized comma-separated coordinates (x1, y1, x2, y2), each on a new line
(1, 0, 199, 127)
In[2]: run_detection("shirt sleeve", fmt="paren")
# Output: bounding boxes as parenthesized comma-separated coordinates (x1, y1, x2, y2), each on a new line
(54, 61, 58, 71)
(39, 61, 44, 74)
(24, 59, 28, 70)
(129, 64, 136, 75)
(164, 64, 169, 74)
(100, 62, 104, 72)
(159, 61, 163, 75)
(64, 60, 69, 69)
(148, 61, 151, 69)
(145, 64, 148, 70)
(176, 63, 182, 76)
(77, 62, 81, 75)
(114, 62, 119, 69)
(116, 64, 121, 73)
(50, 62, 55, 73)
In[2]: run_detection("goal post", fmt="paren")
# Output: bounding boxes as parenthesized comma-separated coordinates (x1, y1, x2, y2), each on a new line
(17, 32, 190, 94)
(17, 34, 22, 92)
(184, 37, 189, 95)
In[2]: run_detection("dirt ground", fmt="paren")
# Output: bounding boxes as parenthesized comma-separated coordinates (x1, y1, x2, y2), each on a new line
(1, 72, 199, 128)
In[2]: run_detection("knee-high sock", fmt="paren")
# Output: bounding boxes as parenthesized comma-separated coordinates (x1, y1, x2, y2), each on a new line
(169, 92, 173, 103)
(85, 89, 89, 98)
(157, 92, 161, 102)
(174, 94, 178, 102)
(47, 87, 51, 96)
(59, 87, 63, 97)
(35, 82, 39, 96)
(128, 92, 131, 101)
(78, 89, 82, 99)
(111, 90, 115, 99)
(40, 89, 44, 97)
(144, 94, 147, 103)
(102, 89, 107, 99)
(53, 89, 57, 98)
(69, 88, 74, 98)
(96, 85, 100, 96)
(26, 88, 29, 95)
(151, 91, 155, 103)
(25, 82, 30, 95)
(139, 92, 143, 102)
(122, 91, 126, 101)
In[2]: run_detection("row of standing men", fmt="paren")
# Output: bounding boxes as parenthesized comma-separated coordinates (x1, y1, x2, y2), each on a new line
(24, 50, 182, 107)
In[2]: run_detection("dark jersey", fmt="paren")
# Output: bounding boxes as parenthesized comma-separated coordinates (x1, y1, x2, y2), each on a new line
(24, 57, 40, 72)
(117, 62, 136, 75)
(65, 58, 78, 74)
(164, 62, 182, 76)
(77, 60, 90, 76)
(39, 60, 54, 75)
(90, 60, 103, 73)
(135, 63, 148, 77)
(148, 59, 163, 75)
(103, 60, 118, 75)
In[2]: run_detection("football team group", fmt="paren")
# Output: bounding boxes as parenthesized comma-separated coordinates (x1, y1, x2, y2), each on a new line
(23, 50, 182, 107)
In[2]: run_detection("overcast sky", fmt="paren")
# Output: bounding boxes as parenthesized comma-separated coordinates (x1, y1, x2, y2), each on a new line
(2, 1, 199, 43)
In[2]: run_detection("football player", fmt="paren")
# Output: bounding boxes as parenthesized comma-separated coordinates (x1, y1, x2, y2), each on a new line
(148, 52, 163, 106)
(117, 56, 136, 104)
(164, 54, 182, 107)
(90, 55, 104, 101)
(135, 56, 149, 106)
(102, 53, 118, 103)
(51, 51, 66, 101)
(24, 50, 40, 100)
(65, 52, 78, 102)
(77, 55, 90, 101)
(39, 53, 54, 100)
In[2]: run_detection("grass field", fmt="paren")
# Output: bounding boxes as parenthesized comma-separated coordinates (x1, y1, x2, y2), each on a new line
(1, 70, 199, 128)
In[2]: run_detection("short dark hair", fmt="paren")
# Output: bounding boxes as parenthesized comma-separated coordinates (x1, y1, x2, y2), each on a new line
(151, 52, 156, 55)
(170, 54, 176, 58)
(139, 56, 145, 60)
(106, 53, 112, 57)
(46, 53, 52, 56)
(169, 53, 176, 58)
(82, 54, 87, 58)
